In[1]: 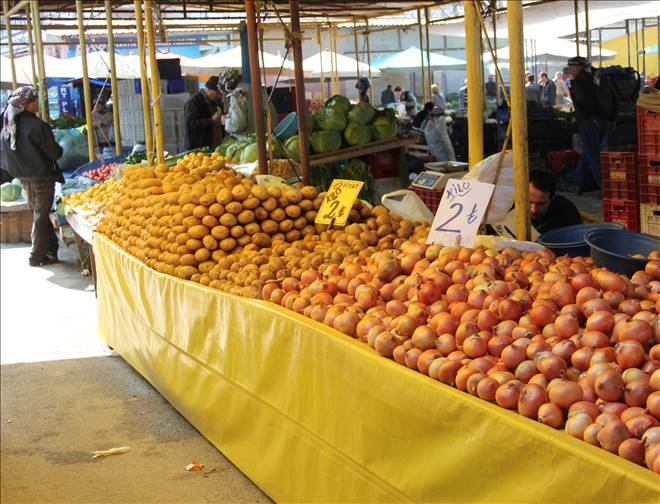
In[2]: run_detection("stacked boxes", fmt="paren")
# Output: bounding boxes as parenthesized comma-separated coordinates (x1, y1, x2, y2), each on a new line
(636, 107, 660, 235)
(601, 152, 640, 231)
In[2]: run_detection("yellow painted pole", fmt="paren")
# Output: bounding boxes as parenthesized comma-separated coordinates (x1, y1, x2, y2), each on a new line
(316, 25, 325, 101)
(584, 0, 591, 61)
(364, 17, 373, 104)
(105, 0, 122, 156)
(425, 7, 432, 99)
(492, 2, 500, 105)
(353, 17, 360, 84)
(30, 1, 48, 120)
(76, 0, 96, 163)
(24, 6, 37, 91)
(144, 0, 164, 165)
(133, 0, 153, 165)
(333, 27, 340, 95)
(3, 1, 17, 88)
(464, 0, 484, 167)
(507, 0, 530, 242)
(417, 9, 427, 102)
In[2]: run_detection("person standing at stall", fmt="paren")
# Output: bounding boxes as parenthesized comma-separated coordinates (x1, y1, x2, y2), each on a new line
(538, 72, 557, 108)
(184, 76, 224, 150)
(431, 84, 446, 114)
(381, 85, 395, 107)
(1, 86, 64, 266)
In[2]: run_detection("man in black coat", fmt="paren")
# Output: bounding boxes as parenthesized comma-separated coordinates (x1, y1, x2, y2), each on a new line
(1, 86, 64, 266)
(184, 76, 224, 150)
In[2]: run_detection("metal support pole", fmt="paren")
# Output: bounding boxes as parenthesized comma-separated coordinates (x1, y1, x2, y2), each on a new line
(30, 1, 48, 120)
(626, 20, 631, 68)
(417, 8, 426, 102)
(507, 1, 530, 242)
(245, 0, 268, 175)
(365, 17, 373, 104)
(574, 0, 580, 57)
(134, 0, 153, 165)
(145, 0, 165, 165)
(641, 18, 646, 76)
(352, 17, 360, 85)
(105, 0, 122, 155)
(333, 27, 339, 95)
(493, 4, 500, 105)
(585, 0, 591, 61)
(288, 0, 309, 184)
(425, 7, 432, 98)
(76, 0, 96, 163)
(24, 6, 37, 91)
(635, 19, 640, 73)
(464, 0, 484, 167)
(3, 1, 17, 88)
(316, 25, 325, 101)
(599, 28, 602, 66)
(657, 17, 659, 77)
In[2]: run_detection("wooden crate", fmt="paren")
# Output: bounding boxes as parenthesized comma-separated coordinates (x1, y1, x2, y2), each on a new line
(640, 204, 660, 237)
(0, 210, 33, 243)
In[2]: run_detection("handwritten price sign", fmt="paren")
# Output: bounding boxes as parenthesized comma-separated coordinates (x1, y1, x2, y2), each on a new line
(427, 179, 495, 247)
(315, 179, 364, 227)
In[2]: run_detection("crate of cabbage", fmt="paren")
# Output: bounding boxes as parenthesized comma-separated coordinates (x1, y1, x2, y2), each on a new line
(215, 95, 399, 163)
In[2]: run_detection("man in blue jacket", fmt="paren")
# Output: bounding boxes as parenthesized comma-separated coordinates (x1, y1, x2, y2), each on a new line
(1, 86, 64, 266)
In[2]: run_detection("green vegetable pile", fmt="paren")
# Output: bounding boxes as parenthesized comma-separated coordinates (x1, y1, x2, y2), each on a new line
(310, 158, 375, 204)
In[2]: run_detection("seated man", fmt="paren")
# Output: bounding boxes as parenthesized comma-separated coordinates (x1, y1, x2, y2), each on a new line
(529, 169, 582, 235)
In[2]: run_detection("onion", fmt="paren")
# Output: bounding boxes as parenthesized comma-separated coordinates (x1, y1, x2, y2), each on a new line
(552, 340, 577, 362)
(571, 348, 595, 371)
(621, 406, 647, 423)
(586, 310, 615, 334)
(403, 347, 422, 370)
(430, 312, 458, 337)
(538, 355, 568, 380)
(603, 290, 626, 309)
(477, 376, 500, 401)
(576, 286, 602, 305)
(596, 271, 628, 293)
(374, 331, 398, 357)
(550, 280, 576, 307)
(565, 412, 593, 439)
(584, 423, 603, 445)
(599, 401, 628, 417)
(643, 427, 660, 447)
(548, 380, 583, 409)
(582, 298, 612, 317)
(437, 360, 463, 386)
(582, 330, 610, 349)
(648, 391, 660, 418)
(597, 420, 632, 453)
(625, 414, 659, 439)
(615, 340, 646, 370)
(515, 360, 539, 383)
(595, 369, 625, 402)
(623, 379, 652, 407)
(466, 372, 487, 396)
(538, 402, 564, 428)
(618, 320, 653, 345)
(411, 325, 436, 351)
(518, 383, 548, 418)
(495, 380, 523, 409)
(393, 345, 407, 365)
(528, 304, 556, 327)
(569, 401, 600, 421)
(618, 438, 646, 464)
(652, 370, 660, 391)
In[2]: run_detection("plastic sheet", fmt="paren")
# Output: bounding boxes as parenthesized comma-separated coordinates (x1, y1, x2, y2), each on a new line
(94, 234, 660, 503)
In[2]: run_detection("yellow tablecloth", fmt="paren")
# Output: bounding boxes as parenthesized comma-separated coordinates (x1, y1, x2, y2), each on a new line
(94, 234, 660, 503)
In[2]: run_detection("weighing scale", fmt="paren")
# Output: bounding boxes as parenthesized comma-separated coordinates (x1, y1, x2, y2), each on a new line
(411, 169, 468, 190)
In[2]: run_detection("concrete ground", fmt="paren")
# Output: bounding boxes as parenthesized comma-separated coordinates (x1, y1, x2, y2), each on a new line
(1, 240, 271, 504)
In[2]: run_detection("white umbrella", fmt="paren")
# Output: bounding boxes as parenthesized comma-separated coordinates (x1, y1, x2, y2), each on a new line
(181, 46, 296, 77)
(374, 46, 466, 71)
(65, 50, 138, 79)
(9, 54, 78, 82)
(482, 38, 616, 62)
(302, 50, 380, 78)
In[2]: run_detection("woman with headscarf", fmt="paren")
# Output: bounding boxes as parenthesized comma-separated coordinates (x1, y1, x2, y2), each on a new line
(554, 71, 572, 107)
(1, 86, 63, 266)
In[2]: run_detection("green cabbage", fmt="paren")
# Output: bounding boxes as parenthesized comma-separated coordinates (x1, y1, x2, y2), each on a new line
(324, 95, 352, 116)
(306, 113, 318, 133)
(226, 141, 248, 161)
(271, 138, 285, 159)
(310, 131, 342, 153)
(216, 136, 238, 156)
(1, 182, 21, 202)
(344, 121, 372, 146)
(317, 108, 346, 132)
(371, 116, 398, 140)
(347, 102, 376, 125)
(11, 178, 22, 188)
(283, 135, 302, 161)
(240, 143, 259, 163)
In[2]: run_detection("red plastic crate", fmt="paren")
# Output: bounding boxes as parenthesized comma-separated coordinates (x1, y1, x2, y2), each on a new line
(638, 130, 660, 156)
(365, 148, 399, 178)
(409, 185, 443, 213)
(637, 107, 660, 136)
(603, 198, 640, 232)
(639, 154, 660, 206)
(548, 150, 579, 173)
(600, 152, 638, 200)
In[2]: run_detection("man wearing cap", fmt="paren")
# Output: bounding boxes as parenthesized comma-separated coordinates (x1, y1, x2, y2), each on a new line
(1, 86, 64, 266)
(567, 56, 616, 194)
(183, 76, 224, 150)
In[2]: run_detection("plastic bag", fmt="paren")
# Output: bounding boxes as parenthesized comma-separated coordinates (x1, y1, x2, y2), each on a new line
(462, 151, 514, 224)
(423, 114, 456, 162)
(381, 189, 434, 224)
(54, 127, 89, 171)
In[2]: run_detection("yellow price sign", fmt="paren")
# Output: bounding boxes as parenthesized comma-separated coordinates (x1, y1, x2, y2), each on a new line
(315, 179, 364, 227)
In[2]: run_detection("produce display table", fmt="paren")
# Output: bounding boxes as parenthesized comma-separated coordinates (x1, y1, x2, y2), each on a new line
(0, 200, 32, 243)
(65, 212, 96, 287)
(309, 137, 417, 166)
(94, 233, 660, 503)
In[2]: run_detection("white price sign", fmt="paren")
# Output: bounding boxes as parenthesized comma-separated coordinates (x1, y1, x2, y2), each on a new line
(427, 179, 495, 247)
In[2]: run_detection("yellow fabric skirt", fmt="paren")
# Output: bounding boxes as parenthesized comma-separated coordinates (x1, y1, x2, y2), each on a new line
(94, 234, 660, 503)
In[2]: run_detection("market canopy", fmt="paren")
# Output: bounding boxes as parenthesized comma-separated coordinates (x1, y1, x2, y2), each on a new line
(301, 50, 380, 78)
(373, 46, 466, 71)
(180, 46, 296, 77)
(482, 37, 617, 63)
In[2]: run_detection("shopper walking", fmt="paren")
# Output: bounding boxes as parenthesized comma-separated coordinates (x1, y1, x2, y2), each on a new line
(538, 72, 557, 108)
(525, 74, 542, 106)
(554, 71, 572, 106)
(184, 76, 224, 150)
(356, 77, 371, 103)
(568, 56, 616, 194)
(1, 86, 64, 266)
(381, 85, 396, 107)
(430, 84, 446, 114)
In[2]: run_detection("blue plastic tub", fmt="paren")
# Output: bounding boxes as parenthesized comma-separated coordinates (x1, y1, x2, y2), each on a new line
(274, 112, 298, 140)
(538, 223, 625, 257)
(585, 229, 660, 277)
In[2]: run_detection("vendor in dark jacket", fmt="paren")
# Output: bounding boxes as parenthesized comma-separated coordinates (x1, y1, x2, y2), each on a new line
(1, 86, 64, 266)
(184, 76, 224, 150)
(529, 170, 582, 235)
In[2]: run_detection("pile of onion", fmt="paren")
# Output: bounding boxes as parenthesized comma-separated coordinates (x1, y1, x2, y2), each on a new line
(265, 240, 660, 473)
